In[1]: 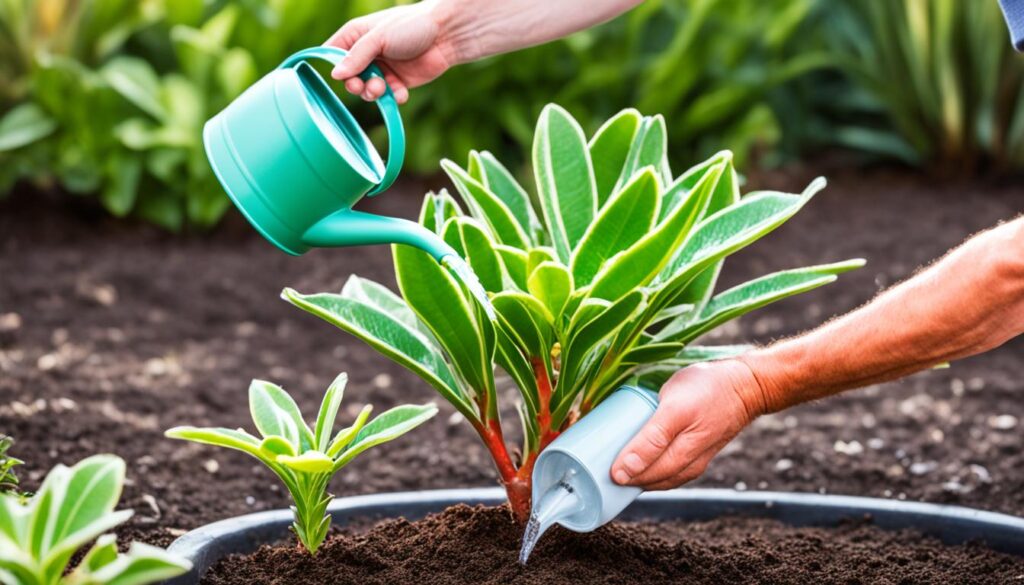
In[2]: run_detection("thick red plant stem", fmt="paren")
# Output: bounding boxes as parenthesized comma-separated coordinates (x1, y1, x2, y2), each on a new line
(472, 359, 568, 524)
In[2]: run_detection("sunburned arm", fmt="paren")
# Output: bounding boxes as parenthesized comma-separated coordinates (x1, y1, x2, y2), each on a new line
(741, 216, 1024, 413)
(612, 216, 1024, 490)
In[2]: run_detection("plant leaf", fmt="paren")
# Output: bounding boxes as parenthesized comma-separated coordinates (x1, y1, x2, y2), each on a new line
(571, 168, 660, 286)
(248, 380, 314, 451)
(588, 162, 722, 301)
(442, 160, 530, 249)
(334, 404, 438, 469)
(314, 373, 347, 452)
(527, 261, 573, 322)
(281, 289, 475, 421)
(0, 103, 57, 152)
(393, 244, 496, 415)
(533, 104, 598, 262)
(165, 427, 264, 459)
(478, 150, 541, 242)
(588, 108, 642, 205)
(667, 259, 865, 343)
(277, 451, 335, 473)
(327, 404, 373, 458)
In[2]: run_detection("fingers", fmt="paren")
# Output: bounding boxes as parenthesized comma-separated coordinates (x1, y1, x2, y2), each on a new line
(644, 451, 714, 491)
(624, 427, 706, 486)
(331, 30, 384, 81)
(383, 68, 409, 104)
(611, 403, 689, 485)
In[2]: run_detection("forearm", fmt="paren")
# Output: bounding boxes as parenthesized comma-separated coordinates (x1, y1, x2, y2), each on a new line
(435, 0, 643, 63)
(741, 217, 1024, 413)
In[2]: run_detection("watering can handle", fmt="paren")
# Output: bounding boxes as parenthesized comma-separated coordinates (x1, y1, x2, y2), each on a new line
(280, 46, 404, 196)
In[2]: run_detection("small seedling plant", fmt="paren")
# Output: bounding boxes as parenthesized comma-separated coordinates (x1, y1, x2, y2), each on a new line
(0, 454, 190, 585)
(166, 373, 437, 554)
(0, 435, 22, 495)
(284, 104, 863, 521)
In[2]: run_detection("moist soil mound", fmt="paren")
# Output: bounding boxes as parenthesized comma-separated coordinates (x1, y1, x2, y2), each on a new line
(202, 504, 1024, 585)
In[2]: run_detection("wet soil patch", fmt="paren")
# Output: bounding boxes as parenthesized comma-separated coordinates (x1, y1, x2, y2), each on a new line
(203, 504, 1024, 585)
(1, 170, 1023, 550)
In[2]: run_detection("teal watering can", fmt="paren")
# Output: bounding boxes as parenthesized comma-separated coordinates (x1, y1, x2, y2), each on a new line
(203, 46, 457, 261)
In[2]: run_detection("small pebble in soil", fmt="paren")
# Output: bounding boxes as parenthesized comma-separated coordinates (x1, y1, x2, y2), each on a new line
(833, 440, 863, 456)
(867, 438, 885, 450)
(372, 373, 392, 389)
(970, 464, 993, 483)
(0, 312, 21, 331)
(775, 458, 794, 472)
(734, 481, 747, 491)
(988, 414, 1018, 430)
(909, 461, 938, 476)
(203, 459, 220, 474)
(951, 378, 966, 396)
(245, 496, 256, 506)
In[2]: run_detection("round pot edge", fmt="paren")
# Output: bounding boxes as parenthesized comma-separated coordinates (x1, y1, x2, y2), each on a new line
(164, 488, 1024, 585)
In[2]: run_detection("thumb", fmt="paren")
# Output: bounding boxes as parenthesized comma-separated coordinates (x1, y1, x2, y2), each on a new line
(331, 31, 385, 80)
(612, 405, 686, 485)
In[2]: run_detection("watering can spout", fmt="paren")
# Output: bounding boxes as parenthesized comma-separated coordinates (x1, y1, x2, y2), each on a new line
(302, 209, 457, 262)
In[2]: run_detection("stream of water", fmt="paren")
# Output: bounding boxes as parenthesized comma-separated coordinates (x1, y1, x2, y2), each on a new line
(519, 475, 584, 565)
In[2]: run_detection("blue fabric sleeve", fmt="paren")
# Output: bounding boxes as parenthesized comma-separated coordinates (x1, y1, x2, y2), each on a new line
(999, 0, 1024, 51)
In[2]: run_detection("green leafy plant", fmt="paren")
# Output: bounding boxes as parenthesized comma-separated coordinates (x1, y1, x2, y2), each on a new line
(166, 373, 437, 554)
(825, 0, 1024, 172)
(0, 454, 190, 585)
(284, 104, 863, 521)
(0, 435, 22, 494)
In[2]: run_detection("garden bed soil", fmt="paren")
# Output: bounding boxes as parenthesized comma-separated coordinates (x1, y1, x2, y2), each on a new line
(1, 167, 1023, 552)
(202, 504, 1024, 585)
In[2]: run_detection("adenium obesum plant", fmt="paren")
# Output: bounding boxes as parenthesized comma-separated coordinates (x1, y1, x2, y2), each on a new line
(166, 373, 437, 554)
(284, 104, 863, 522)
(0, 454, 190, 585)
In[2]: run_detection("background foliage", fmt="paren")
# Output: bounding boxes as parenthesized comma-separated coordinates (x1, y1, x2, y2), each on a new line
(0, 0, 1021, 229)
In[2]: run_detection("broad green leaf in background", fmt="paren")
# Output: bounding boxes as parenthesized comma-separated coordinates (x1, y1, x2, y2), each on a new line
(0, 104, 56, 152)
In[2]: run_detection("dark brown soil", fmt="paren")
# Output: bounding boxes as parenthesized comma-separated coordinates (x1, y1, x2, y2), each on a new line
(203, 504, 1024, 585)
(1, 166, 1023, 560)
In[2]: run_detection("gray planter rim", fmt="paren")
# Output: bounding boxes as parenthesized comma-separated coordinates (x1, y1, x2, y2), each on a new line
(164, 487, 1024, 584)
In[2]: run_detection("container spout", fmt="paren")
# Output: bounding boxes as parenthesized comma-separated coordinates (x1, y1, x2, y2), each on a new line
(302, 209, 496, 319)
(302, 208, 457, 262)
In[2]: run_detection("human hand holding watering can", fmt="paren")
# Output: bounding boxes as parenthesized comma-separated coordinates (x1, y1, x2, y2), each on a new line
(325, 0, 644, 103)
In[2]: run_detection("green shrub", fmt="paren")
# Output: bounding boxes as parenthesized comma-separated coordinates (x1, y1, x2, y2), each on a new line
(0, 454, 190, 585)
(0, 0, 830, 228)
(284, 104, 862, 520)
(825, 0, 1024, 172)
(166, 373, 437, 554)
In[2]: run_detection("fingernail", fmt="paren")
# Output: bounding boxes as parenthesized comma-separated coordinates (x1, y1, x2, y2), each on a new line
(622, 452, 644, 475)
(613, 468, 631, 484)
(331, 66, 348, 79)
